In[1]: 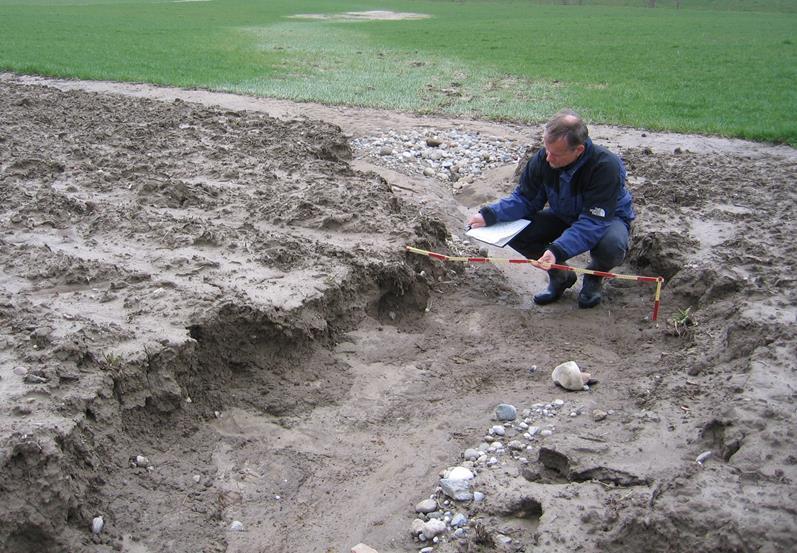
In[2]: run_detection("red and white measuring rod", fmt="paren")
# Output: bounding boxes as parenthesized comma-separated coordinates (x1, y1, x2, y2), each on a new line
(405, 245, 665, 321)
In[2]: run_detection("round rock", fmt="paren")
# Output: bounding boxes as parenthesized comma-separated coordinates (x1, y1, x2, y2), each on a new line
(495, 403, 517, 421)
(415, 499, 438, 514)
(463, 448, 480, 461)
(490, 425, 506, 436)
(229, 520, 244, 532)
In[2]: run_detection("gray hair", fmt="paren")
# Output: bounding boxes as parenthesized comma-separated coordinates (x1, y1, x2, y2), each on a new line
(544, 109, 589, 149)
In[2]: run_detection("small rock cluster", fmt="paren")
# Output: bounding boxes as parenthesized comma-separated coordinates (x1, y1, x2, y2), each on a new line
(409, 399, 600, 550)
(351, 129, 529, 184)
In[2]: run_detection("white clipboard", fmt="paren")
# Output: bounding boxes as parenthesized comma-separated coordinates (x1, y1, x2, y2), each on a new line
(466, 219, 531, 247)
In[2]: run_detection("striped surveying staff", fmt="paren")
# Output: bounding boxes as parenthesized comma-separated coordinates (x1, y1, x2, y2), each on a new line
(405, 245, 665, 321)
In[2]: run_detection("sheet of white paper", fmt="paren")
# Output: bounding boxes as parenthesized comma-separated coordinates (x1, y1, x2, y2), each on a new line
(466, 219, 531, 247)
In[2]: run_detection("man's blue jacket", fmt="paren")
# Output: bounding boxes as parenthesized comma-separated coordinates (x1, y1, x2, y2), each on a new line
(479, 138, 635, 262)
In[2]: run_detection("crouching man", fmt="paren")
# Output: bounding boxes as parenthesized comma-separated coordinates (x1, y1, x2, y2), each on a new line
(467, 109, 635, 308)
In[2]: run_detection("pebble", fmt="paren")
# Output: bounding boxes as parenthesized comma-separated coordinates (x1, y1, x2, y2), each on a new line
(440, 478, 473, 501)
(473, 491, 485, 502)
(193, 474, 201, 483)
(490, 425, 506, 436)
(495, 404, 517, 421)
(508, 440, 524, 451)
(13, 366, 28, 376)
(416, 499, 438, 514)
(451, 513, 468, 528)
(421, 519, 447, 540)
(463, 448, 480, 461)
(552, 399, 565, 407)
(592, 409, 608, 421)
(453, 527, 467, 539)
(351, 545, 379, 553)
(229, 520, 244, 532)
(696, 450, 713, 465)
(134, 455, 150, 467)
(411, 518, 425, 536)
(447, 466, 474, 481)
(420, 548, 434, 553)
(91, 516, 104, 535)
(540, 429, 553, 437)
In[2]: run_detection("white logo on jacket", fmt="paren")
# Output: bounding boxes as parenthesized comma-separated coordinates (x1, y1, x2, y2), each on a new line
(589, 207, 606, 218)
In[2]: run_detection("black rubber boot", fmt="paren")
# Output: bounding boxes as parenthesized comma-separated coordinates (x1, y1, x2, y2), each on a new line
(533, 269, 577, 305)
(578, 274, 604, 308)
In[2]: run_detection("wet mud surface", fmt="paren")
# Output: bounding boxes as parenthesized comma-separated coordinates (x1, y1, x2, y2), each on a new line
(0, 74, 795, 553)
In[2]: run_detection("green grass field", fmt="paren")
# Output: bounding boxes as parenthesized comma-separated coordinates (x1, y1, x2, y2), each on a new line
(1, 0, 795, 144)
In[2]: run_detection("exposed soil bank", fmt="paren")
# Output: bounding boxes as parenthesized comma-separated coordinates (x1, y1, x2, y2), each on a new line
(0, 75, 795, 553)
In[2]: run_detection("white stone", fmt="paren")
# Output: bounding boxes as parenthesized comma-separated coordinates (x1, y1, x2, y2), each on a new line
(411, 518, 426, 536)
(447, 466, 474, 481)
(696, 451, 713, 464)
(422, 519, 447, 540)
(463, 448, 480, 461)
(416, 498, 438, 513)
(552, 361, 591, 391)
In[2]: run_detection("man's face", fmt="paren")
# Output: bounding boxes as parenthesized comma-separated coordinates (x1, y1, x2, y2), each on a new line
(544, 136, 585, 169)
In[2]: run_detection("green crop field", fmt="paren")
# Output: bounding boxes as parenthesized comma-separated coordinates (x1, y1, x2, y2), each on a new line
(1, 0, 795, 144)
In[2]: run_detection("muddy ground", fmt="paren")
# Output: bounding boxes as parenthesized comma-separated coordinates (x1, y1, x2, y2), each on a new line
(0, 74, 795, 553)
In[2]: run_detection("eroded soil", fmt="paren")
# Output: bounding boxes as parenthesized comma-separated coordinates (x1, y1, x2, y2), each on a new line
(0, 74, 795, 553)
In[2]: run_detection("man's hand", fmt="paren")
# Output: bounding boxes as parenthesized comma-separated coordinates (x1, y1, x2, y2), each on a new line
(466, 213, 486, 229)
(536, 249, 556, 270)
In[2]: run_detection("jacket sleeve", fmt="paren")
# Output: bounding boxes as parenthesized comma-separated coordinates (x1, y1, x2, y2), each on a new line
(480, 150, 548, 225)
(549, 157, 622, 261)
